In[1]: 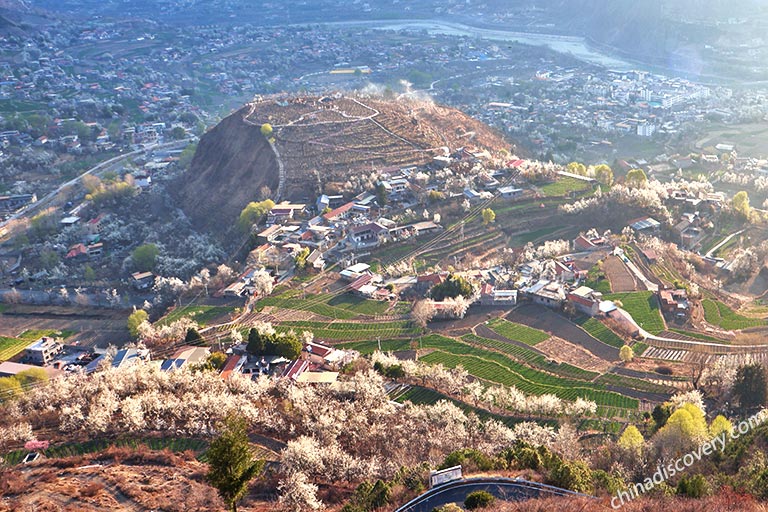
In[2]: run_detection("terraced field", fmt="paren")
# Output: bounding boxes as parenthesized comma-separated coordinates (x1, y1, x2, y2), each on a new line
(390, 385, 554, 428)
(410, 335, 637, 410)
(538, 177, 592, 197)
(574, 318, 625, 349)
(664, 329, 730, 344)
(604, 291, 665, 335)
(461, 333, 598, 381)
(421, 350, 637, 409)
(158, 305, 236, 327)
(702, 299, 767, 331)
(276, 320, 420, 340)
(338, 338, 415, 354)
(594, 373, 675, 395)
(259, 291, 391, 320)
(486, 318, 550, 346)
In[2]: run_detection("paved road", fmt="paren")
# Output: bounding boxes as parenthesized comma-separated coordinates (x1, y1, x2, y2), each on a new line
(396, 477, 585, 512)
(705, 229, 746, 258)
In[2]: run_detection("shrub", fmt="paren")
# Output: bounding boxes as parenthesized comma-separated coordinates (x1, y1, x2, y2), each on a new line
(592, 469, 625, 495)
(464, 490, 495, 510)
(548, 459, 594, 494)
(677, 474, 710, 498)
(440, 449, 496, 472)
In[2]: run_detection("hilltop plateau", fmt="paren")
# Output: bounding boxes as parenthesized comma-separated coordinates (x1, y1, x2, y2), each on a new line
(175, 93, 510, 234)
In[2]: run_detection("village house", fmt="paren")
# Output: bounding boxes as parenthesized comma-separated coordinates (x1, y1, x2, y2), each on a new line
(347, 222, 390, 249)
(480, 283, 518, 307)
(85, 213, 106, 235)
(160, 346, 211, 371)
(523, 279, 566, 309)
(305, 249, 326, 271)
(131, 271, 155, 290)
(628, 216, 661, 233)
(573, 233, 608, 252)
(658, 288, 690, 319)
(23, 337, 63, 365)
(566, 286, 603, 317)
(498, 186, 525, 200)
(302, 341, 349, 371)
(65, 243, 89, 262)
(340, 262, 371, 281)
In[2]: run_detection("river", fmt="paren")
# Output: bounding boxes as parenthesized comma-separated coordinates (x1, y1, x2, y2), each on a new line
(311, 19, 637, 72)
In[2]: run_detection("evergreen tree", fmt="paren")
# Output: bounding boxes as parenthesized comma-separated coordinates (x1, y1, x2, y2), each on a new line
(734, 363, 767, 412)
(206, 415, 265, 512)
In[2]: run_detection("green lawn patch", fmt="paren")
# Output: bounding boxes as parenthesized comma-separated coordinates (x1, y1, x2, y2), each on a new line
(632, 342, 648, 356)
(701, 299, 766, 331)
(604, 291, 665, 335)
(486, 318, 550, 345)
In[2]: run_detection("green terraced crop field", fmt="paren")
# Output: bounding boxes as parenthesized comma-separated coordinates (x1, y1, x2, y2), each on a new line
(338, 338, 416, 354)
(461, 333, 598, 381)
(486, 318, 550, 345)
(668, 328, 730, 344)
(604, 291, 665, 335)
(276, 320, 420, 340)
(260, 291, 391, 319)
(575, 318, 625, 348)
(538, 177, 591, 197)
(391, 386, 555, 428)
(594, 373, 674, 394)
(158, 305, 235, 326)
(702, 300, 766, 331)
(421, 350, 637, 409)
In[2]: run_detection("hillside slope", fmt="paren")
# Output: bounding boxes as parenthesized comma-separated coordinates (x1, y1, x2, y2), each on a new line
(174, 106, 279, 235)
(177, 93, 510, 234)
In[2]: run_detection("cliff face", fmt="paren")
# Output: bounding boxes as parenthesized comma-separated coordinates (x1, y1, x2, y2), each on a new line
(175, 106, 279, 234)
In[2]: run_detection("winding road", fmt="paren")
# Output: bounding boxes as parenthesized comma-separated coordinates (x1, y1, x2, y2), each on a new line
(0, 139, 193, 238)
(395, 477, 587, 512)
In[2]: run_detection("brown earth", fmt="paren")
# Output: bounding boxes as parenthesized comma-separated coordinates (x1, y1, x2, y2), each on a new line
(602, 254, 638, 293)
(535, 336, 612, 373)
(174, 108, 279, 235)
(176, 93, 510, 235)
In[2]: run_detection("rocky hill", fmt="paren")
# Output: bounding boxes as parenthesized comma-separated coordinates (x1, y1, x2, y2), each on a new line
(176, 93, 510, 234)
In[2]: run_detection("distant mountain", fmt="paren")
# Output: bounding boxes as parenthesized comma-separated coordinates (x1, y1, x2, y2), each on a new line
(175, 94, 510, 235)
